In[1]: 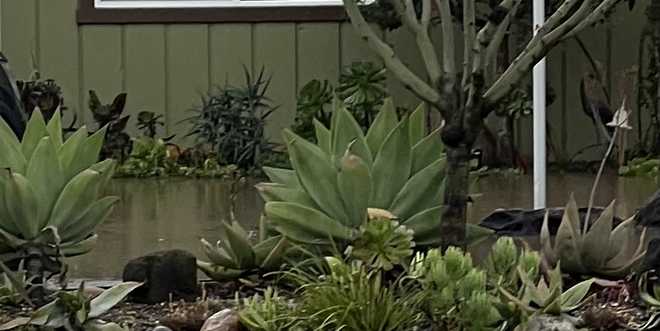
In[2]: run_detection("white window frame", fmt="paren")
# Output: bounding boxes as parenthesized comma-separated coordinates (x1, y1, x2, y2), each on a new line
(95, 0, 344, 8)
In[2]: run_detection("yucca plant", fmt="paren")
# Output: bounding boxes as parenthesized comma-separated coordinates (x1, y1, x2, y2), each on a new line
(259, 98, 491, 248)
(541, 196, 647, 278)
(0, 282, 141, 331)
(198, 216, 288, 281)
(0, 109, 118, 278)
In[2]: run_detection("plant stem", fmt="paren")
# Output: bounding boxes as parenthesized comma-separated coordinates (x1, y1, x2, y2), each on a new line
(585, 125, 620, 233)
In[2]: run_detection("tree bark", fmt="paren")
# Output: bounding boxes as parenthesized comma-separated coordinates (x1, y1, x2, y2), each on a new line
(440, 144, 470, 250)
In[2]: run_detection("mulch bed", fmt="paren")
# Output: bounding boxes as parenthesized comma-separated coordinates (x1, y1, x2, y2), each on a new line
(0, 281, 282, 331)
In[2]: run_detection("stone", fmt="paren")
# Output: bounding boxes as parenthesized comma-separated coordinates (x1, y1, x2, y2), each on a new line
(122, 249, 199, 304)
(635, 189, 660, 226)
(200, 309, 242, 331)
(153, 326, 174, 331)
(479, 207, 622, 236)
(525, 315, 578, 331)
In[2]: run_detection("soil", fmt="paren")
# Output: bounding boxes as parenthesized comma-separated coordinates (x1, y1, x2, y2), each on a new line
(0, 281, 283, 331)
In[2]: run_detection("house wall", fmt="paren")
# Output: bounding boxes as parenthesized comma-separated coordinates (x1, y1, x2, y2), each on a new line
(0, 0, 649, 160)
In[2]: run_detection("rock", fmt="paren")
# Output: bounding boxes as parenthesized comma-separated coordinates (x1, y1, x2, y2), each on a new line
(200, 309, 241, 331)
(122, 249, 199, 304)
(635, 189, 660, 226)
(525, 315, 577, 331)
(153, 326, 174, 331)
(479, 207, 622, 236)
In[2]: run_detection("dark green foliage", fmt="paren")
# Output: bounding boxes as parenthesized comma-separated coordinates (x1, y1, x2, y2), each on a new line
(137, 111, 165, 138)
(116, 137, 237, 178)
(292, 62, 387, 140)
(292, 80, 333, 142)
(88, 90, 132, 162)
(337, 62, 388, 129)
(17, 72, 65, 121)
(185, 67, 277, 172)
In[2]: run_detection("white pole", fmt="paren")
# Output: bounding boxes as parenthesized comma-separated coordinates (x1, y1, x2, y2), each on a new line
(533, 0, 546, 209)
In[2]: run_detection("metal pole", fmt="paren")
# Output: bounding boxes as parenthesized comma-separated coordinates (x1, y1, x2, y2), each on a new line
(533, 0, 546, 209)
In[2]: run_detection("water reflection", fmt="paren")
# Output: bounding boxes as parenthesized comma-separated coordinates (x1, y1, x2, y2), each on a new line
(67, 172, 660, 279)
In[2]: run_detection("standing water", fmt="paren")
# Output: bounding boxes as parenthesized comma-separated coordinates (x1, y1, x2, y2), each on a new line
(67, 173, 659, 279)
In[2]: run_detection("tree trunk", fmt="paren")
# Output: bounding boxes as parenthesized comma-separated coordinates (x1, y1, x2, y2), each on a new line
(440, 144, 470, 249)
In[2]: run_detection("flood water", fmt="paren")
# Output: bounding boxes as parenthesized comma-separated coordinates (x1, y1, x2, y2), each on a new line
(67, 172, 660, 279)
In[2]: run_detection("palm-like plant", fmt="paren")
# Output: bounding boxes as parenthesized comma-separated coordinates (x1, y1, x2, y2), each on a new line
(0, 109, 118, 277)
(541, 196, 647, 278)
(259, 98, 491, 247)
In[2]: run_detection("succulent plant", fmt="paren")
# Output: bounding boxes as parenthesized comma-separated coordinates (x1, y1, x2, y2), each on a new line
(88, 90, 131, 162)
(0, 261, 33, 306)
(0, 109, 118, 277)
(239, 287, 292, 331)
(500, 263, 595, 316)
(410, 247, 502, 330)
(347, 217, 414, 271)
(541, 196, 647, 278)
(136, 111, 166, 138)
(259, 98, 491, 247)
(17, 72, 65, 121)
(0, 282, 141, 331)
(484, 237, 541, 293)
(198, 215, 288, 281)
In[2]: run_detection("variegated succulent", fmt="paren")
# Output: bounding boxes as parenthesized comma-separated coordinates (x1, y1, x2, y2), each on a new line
(198, 216, 288, 281)
(258, 98, 491, 247)
(0, 109, 118, 274)
(541, 196, 647, 278)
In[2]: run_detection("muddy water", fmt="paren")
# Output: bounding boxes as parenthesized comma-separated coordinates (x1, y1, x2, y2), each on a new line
(67, 172, 660, 279)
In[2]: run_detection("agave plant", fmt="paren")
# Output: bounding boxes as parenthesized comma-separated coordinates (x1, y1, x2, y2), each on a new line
(198, 216, 288, 281)
(541, 196, 647, 278)
(0, 109, 118, 278)
(259, 98, 491, 247)
(500, 263, 595, 317)
(0, 282, 141, 331)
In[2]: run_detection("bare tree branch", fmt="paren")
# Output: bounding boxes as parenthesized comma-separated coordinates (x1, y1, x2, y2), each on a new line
(435, 0, 457, 79)
(342, 0, 441, 104)
(461, 0, 476, 89)
(484, 0, 521, 82)
(483, 0, 621, 104)
(564, 0, 621, 39)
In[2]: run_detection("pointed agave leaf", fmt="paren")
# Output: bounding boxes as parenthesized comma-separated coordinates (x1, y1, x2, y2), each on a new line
(408, 103, 426, 146)
(313, 119, 331, 153)
(402, 206, 444, 242)
(49, 169, 103, 229)
(390, 158, 446, 220)
(412, 128, 444, 174)
(26, 137, 65, 229)
(257, 236, 288, 270)
(21, 110, 48, 162)
(4, 173, 41, 239)
(581, 201, 615, 270)
(262, 167, 300, 188)
(560, 279, 594, 311)
(197, 261, 244, 281)
(337, 152, 371, 228)
(60, 196, 119, 244)
(266, 202, 354, 243)
(221, 222, 255, 269)
(283, 129, 347, 223)
(255, 183, 317, 208)
(89, 282, 142, 318)
(370, 118, 412, 208)
(200, 238, 237, 268)
(79, 127, 108, 169)
(58, 126, 88, 180)
(59, 233, 98, 257)
(540, 211, 557, 264)
(555, 197, 585, 273)
(331, 106, 373, 166)
(90, 159, 117, 188)
(366, 98, 398, 154)
(46, 108, 63, 149)
(0, 117, 26, 172)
